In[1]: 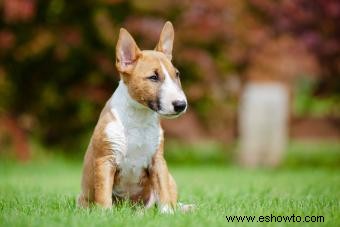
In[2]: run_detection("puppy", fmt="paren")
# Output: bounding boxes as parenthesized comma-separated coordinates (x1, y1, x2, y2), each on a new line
(77, 22, 190, 213)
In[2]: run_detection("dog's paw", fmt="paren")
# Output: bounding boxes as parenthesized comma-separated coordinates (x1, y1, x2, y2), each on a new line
(178, 202, 196, 213)
(159, 204, 174, 214)
(76, 194, 90, 208)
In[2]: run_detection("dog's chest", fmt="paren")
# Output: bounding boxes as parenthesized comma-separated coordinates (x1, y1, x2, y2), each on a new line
(121, 124, 160, 170)
(107, 108, 161, 197)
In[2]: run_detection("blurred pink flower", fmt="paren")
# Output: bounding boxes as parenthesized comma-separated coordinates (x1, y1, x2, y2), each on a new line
(4, 0, 36, 23)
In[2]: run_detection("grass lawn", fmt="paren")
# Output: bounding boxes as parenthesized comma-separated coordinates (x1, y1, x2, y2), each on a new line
(0, 141, 339, 226)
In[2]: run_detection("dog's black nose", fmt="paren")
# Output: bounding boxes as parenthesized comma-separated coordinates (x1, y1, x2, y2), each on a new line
(172, 100, 187, 113)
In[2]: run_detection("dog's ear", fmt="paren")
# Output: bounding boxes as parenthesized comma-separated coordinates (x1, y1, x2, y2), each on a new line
(155, 21, 174, 61)
(116, 28, 141, 73)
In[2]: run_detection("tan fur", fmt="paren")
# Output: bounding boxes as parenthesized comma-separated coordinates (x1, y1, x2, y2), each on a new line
(150, 138, 177, 207)
(78, 22, 180, 211)
(123, 51, 180, 108)
(78, 111, 177, 208)
(77, 105, 117, 208)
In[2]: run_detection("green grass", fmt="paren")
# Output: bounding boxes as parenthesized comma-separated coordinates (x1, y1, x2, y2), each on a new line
(0, 141, 340, 226)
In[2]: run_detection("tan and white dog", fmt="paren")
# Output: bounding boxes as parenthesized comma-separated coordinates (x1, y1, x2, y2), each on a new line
(77, 22, 190, 213)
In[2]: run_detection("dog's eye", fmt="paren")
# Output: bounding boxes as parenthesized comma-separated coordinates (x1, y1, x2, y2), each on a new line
(147, 72, 159, 82)
(176, 70, 180, 78)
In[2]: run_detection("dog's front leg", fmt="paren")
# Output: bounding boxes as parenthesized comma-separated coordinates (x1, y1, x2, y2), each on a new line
(94, 156, 116, 208)
(150, 142, 178, 214)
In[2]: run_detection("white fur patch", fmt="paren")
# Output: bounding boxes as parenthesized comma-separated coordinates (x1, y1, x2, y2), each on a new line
(158, 61, 187, 115)
(145, 190, 156, 208)
(104, 110, 126, 164)
(107, 81, 162, 198)
(159, 204, 174, 214)
(178, 202, 196, 213)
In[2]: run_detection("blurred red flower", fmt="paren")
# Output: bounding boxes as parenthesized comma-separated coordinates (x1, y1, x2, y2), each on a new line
(0, 30, 15, 49)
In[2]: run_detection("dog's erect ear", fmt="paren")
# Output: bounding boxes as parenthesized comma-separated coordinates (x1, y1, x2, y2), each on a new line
(116, 28, 141, 73)
(155, 21, 174, 61)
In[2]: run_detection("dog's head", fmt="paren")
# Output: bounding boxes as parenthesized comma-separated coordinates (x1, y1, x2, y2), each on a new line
(115, 22, 187, 118)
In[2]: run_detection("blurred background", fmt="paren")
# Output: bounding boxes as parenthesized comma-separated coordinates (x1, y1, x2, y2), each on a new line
(0, 0, 339, 167)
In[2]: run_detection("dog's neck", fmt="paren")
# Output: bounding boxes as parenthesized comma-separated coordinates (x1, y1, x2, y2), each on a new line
(109, 80, 159, 127)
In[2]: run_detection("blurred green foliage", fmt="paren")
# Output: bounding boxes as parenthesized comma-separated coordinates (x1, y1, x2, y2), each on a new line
(294, 78, 340, 117)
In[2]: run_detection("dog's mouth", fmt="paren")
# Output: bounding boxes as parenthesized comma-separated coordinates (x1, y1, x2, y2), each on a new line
(159, 113, 180, 119)
(147, 99, 185, 119)
(158, 108, 187, 119)
(147, 100, 161, 112)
